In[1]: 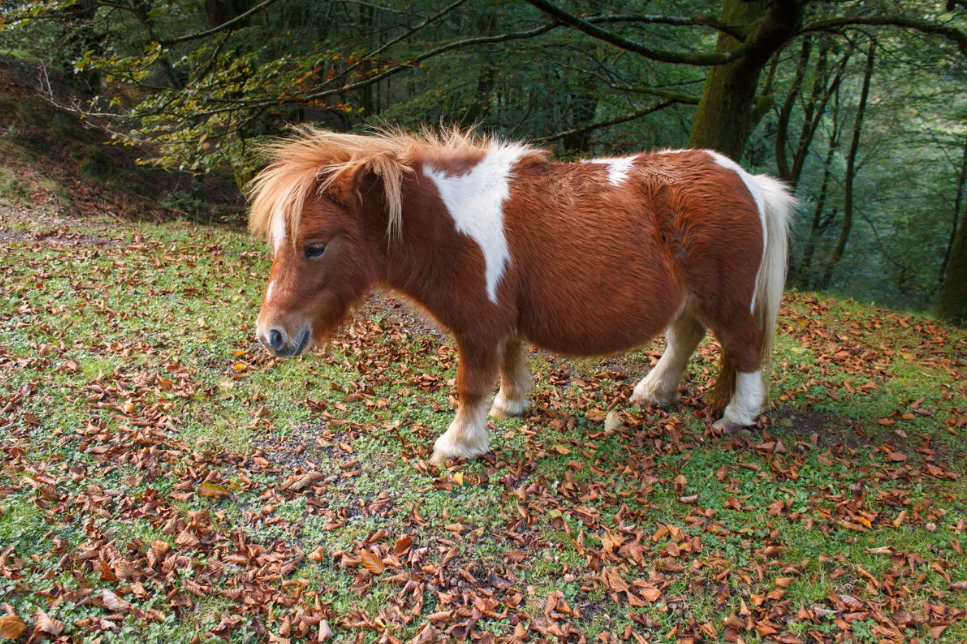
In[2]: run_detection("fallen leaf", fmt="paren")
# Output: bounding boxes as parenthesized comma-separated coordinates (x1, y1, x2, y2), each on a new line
(198, 482, 232, 499)
(0, 614, 26, 640)
(101, 589, 132, 613)
(33, 609, 64, 636)
(359, 550, 384, 574)
(395, 536, 413, 556)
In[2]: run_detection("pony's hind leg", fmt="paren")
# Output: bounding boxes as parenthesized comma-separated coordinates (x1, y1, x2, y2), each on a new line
(631, 314, 705, 406)
(431, 338, 498, 465)
(708, 313, 765, 432)
(490, 336, 533, 420)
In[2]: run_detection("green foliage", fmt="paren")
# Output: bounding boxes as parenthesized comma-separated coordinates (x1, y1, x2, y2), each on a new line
(1, 0, 967, 313)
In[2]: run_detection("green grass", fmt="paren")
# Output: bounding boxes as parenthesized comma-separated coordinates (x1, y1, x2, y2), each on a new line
(1, 206, 966, 643)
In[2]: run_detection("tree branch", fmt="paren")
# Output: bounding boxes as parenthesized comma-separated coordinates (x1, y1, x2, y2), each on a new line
(161, 0, 284, 46)
(521, 0, 751, 66)
(586, 14, 746, 41)
(801, 16, 967, 59)
(534, 100, 679, 144)
(609, 84, 700, 105)
(299, 22, 562, 103)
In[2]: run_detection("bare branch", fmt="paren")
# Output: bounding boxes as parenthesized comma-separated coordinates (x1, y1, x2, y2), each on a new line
(299, 22, 561, 103)
(608, 84, 700, 105)
(587, 14, 746, 41)
(521, 0, 751, 66)
(534, 100, 680, 144)
(161, 0, 284, 46)
(801, 16, 967, 59)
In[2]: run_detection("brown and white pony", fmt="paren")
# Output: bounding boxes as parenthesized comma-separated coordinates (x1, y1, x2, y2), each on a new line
(248, 128, 795, 465)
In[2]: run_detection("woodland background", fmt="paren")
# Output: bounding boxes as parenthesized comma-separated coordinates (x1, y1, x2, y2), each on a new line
(0, 0, 966, 322)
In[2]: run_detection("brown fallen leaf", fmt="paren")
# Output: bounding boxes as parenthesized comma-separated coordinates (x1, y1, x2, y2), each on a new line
(0, 613, 26, 640)
(198, 482, 232, 499)
(359, 550, 384, 574)
(604, 410, 622, 432)
(585, 409, 607, 422)
(284, 472, 325, 491)
(863, 546, 894, 555)
(308, 546, 326, 562)
(101, 589, 132, 613)
(394, 535, 413, 557)
(408, 624, 436, 644)
(318, 619, 333, 642)
(33, 609, 64, 637)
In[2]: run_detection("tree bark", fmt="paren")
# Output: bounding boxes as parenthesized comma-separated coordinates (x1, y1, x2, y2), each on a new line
(793, 130, 839, 289)
(819, 41, 875, 290)
(938, 201, 967, 326)
(775, 36, 812, 182)
(939, 135, 967, 286)
(688, 0, 802, 158)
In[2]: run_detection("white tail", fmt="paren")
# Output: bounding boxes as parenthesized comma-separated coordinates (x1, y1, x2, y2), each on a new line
(752, 174, 796, 397)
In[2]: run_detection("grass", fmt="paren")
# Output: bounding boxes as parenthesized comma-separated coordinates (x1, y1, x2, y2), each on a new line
(0, 204, 965, 644)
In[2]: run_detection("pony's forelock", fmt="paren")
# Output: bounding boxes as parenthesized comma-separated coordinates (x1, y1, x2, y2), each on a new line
(247, 126, 543, 244)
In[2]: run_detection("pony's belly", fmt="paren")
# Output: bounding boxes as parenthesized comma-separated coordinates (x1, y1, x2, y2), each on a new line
(522, 308, 670, 357)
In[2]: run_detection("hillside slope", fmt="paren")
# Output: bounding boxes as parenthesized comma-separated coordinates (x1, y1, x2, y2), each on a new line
(1, 133, 966, 642)
(0, 56, 241, 224)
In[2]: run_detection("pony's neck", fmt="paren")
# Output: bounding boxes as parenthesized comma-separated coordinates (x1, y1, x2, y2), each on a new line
(360, 167, 462, 319)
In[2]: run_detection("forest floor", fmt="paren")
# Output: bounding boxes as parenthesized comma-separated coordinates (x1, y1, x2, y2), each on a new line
(2, 66, 967, 644)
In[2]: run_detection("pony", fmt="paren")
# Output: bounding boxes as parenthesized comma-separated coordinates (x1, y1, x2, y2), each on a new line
(248, 127, 795, 465)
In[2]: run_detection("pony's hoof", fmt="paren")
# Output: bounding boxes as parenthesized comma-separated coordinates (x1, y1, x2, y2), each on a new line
(712, 418, 746, 435)
(431, 433, 488, 466)
(489, 395, 531, 420)
(629, 385, 677, 407)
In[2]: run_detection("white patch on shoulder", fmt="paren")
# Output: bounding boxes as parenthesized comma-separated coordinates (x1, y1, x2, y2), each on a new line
(271, 208, 287, 254)
(705, 150, 766, 313)
(585, 156, 637, 186)
(656, 148, 690, 155)
(424, 142, 530, 304)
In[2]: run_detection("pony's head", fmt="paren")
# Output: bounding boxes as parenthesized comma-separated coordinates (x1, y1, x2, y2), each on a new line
(247, 127, 485, 356)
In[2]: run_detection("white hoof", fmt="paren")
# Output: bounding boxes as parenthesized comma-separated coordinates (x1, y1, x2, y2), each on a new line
(489, 391, 532, 420)
(712, 417, 745, 434)
(430, 429, 488, 466)
(630, 371, 678, 407)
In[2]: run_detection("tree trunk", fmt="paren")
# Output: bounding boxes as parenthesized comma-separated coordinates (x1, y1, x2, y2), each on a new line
(460, 14, 498, 128)
(561, 92, 599, 154)
(939, 134, 967, 285)
(819, 41, 875, 289)
(792, 128, 839, 288)
(775, 36, 812, 183)
(688, 0, 801, 159)
(938, 201, 967, 326)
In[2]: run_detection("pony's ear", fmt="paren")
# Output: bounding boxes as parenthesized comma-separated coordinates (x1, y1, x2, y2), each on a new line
(321, 152, 394, 208)
(320, 152, 406, 235)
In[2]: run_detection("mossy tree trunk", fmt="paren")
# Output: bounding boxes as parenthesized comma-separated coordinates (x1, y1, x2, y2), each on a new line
(688, 0, 802, 159)
(938, 202, 967, 326)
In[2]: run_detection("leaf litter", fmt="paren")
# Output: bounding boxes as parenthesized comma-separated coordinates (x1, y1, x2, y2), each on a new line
(1, 209, 966, 642)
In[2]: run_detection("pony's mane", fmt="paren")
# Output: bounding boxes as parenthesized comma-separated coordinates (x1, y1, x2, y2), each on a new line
(247, 126, 546, 243)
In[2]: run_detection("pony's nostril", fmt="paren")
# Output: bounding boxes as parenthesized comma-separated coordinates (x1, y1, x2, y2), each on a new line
(269, 329, 285, 352)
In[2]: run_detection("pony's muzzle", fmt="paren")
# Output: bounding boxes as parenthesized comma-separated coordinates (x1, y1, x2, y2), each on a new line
(257, 324, 312, 358)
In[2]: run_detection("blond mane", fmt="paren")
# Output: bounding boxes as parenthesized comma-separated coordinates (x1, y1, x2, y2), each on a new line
(247, 126, 545, 244)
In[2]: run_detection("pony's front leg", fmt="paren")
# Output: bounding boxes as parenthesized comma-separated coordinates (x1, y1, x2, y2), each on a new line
(490, 336, 533, 420)
(430, 339, 499, 465)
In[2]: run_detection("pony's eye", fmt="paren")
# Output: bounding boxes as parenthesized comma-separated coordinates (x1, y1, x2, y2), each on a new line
(304, 244, 326, 259)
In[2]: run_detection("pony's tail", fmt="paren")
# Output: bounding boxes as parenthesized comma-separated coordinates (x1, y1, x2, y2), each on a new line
(751, 175, 796, 401)
(712, 175, 795, 411)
